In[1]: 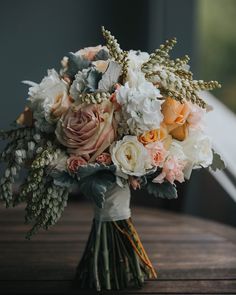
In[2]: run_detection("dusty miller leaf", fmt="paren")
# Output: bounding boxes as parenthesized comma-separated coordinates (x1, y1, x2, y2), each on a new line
(146, 181, 178, 199)
(77, 163, 116, 180)
(78, 171, 116, 208)
(66, 53, 91, 78)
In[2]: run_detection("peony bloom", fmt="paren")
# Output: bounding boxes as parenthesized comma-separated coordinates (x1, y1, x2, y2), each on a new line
(25, 69, 72, 133)
(96, 152, 112, 165)
(179, 129, 213, 178)
(153, 155, 185, 184)
(110, 135, 152, 176)
(67, 156, 87, 173)
(145, 141, 168, 167)
(116, 80, 163, 135)
(56, 100, 117, 161)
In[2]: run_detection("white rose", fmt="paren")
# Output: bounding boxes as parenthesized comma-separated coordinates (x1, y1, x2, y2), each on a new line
(116, 81, 163, 135)
(180, 129, 213, 178)
(25, 69, 69, 133)
(110, 136, 152, 176)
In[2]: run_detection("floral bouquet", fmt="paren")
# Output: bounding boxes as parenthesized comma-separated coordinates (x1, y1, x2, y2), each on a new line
(0, 27, 225, 291)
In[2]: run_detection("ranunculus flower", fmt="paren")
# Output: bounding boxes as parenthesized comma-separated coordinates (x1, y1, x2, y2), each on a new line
(76, 45, 108, 61)
(145, 141, 168, 167)
(110, 135, 152, 176)
(56, 100, 117, 161)
(96, 152, 112, 165)
(67, 156, 87, 173)
(138, 124, 168, 145)
(153, 155, 185, 184)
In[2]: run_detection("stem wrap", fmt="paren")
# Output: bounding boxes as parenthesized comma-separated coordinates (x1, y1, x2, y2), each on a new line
(94, 184, 131, 222)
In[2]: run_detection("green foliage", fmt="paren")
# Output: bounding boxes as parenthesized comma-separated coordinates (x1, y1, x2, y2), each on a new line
(146, 180, 178, 200)
(210, 149, 226, 172)
(25, 179, 68, 239)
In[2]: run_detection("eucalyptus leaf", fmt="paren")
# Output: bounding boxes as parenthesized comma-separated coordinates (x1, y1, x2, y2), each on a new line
(98, 61, 122, 92)
(85, 68, 102, 92)
(66, 53, 91, 78)
(94, 49, 110, 61)
(78, 171, 116, 208)
(210, 149, 226, 171)
(146, 180, 178, 199)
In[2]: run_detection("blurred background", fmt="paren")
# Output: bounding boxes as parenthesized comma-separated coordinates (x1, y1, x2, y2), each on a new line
(0, 0, 236, 226)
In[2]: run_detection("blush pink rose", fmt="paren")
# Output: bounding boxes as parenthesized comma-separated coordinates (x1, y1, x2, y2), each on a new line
(153, 156, 185, 184)
(56, 101, 117, 161)
(77, 45, 108, 61)
(145, 141, 168, 167)
(96, 152, 112, 165)
(67, 156, 87, 173)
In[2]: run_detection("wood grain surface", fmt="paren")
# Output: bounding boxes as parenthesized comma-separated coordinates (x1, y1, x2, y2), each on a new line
(0, 202, 236, 294)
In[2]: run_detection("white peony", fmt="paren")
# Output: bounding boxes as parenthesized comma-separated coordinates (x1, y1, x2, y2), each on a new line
(110, 135, 152, 176)
(25, 69, 69, 133)
(179, 129, 213, 178)
(116, 80, 163, 135)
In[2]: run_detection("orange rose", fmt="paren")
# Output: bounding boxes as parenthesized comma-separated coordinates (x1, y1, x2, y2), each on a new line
(138, 124, 168, 145)
(162, 97, 190, 141)
(162, 97, 190, 126)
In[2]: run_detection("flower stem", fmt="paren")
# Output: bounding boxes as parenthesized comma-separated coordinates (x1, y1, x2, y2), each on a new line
(102, 222, 111, 290)
(94, 219, 102, 291)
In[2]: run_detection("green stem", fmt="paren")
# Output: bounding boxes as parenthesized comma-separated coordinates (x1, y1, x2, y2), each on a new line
(94, 219, 102, 291)
(102, 222, 111, 290)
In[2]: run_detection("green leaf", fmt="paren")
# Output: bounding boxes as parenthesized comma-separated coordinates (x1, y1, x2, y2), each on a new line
(210, 149, 226, 171)
(78, 171, 116, 208)
(146, 181, 178, 199)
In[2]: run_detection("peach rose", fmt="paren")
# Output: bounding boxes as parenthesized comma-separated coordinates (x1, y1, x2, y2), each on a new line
(96, 152, 112, 165)
(77, 45, 108, 61)
(16, 107, 33, 127)
(145, 141, 168, 167)
(67, 156, 87, 173)
(56, 101, 117, 161)
(128, 176, 141, 190)
(138, 124, 168, 145)
(161, 97, 190, 141)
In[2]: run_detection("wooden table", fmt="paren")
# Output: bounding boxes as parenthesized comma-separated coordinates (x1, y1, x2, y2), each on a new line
(0, 202, 236, 294)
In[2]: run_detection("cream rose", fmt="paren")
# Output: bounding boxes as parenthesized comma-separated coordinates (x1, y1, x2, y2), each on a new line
(55, 100, 117, 161)
(110, 136, 152, 176)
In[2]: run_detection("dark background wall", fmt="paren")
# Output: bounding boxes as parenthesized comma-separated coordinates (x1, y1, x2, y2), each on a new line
(1, 0, 235, 226)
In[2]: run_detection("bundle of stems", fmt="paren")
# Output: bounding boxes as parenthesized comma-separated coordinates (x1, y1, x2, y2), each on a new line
(75, 218, 157, 291)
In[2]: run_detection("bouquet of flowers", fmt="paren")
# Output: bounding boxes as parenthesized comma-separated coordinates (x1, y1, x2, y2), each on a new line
(0, 27, 225, 291)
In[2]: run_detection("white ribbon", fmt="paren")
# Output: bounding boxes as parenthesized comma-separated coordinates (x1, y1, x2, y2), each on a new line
(94, 184, 131, 221)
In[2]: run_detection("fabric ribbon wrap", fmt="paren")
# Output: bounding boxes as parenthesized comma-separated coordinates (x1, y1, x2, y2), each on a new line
(94, 184, 131, 222)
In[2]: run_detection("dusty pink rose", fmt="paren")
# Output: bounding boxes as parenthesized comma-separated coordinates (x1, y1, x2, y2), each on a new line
(145, 141, 168, 167)
(77, 45, 108, 61)
(153, 156, 185, 184)
(56, 101, 117, 161)
(96, 152, 112, 165)
(128, 176, 141, 190)
(67, 156, 87, 173)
